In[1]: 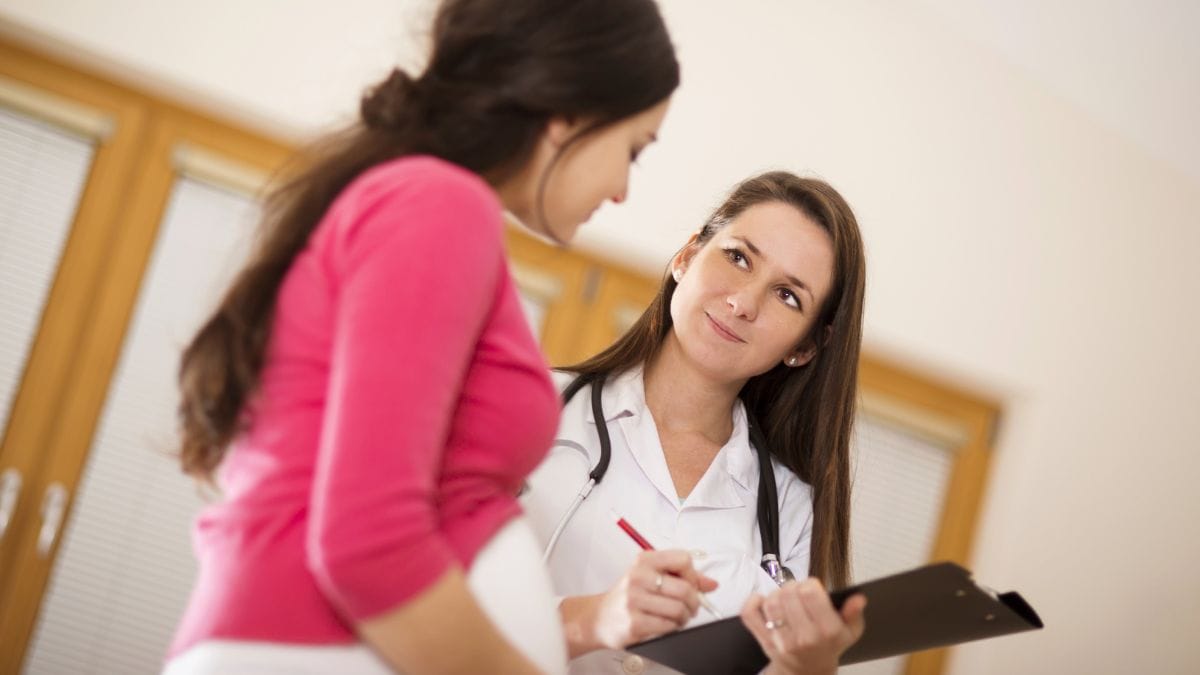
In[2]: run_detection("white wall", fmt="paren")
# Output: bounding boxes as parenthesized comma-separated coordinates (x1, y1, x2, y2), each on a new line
(1, 1, 1197, 673)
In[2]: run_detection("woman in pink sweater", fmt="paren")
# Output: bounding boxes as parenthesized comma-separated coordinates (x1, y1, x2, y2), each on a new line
(165, 1, 678, 673)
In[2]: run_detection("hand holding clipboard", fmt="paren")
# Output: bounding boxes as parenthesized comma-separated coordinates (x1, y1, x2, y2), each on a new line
(627, 562, 1043, 675)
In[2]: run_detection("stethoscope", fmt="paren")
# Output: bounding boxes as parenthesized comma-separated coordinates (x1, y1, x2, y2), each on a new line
(540, 373, 796, 587)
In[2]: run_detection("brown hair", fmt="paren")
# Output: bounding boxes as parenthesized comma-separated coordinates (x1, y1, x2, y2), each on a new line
(177, 0, 679, 480)
(566, 171, 866, 587)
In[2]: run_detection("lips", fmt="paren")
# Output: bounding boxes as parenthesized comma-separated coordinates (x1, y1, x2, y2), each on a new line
(705, 312, 745, 343)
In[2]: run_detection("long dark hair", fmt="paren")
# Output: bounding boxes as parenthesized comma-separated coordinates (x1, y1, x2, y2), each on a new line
(178, 0, 679, 480)
(566, 172, 866, 587)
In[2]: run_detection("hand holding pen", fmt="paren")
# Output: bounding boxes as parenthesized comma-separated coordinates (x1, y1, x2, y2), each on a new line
(613, 511, 721, 618)
(601, 550, 722, 650)
(558, 511, 722, 656)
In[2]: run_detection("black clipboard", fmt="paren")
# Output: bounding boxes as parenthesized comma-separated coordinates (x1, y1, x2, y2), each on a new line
(626, 562, 1043, 675)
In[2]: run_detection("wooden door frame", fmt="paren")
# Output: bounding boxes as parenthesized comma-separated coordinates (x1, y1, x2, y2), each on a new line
(858, 353, 1001, 675)
(503, 227, 596, 367)
(0, 38, 291, 673)
(573, 262, 661, 363)
(0, 38, 148, 610)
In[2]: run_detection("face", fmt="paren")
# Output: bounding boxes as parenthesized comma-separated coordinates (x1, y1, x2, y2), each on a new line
(506, 98, 671, 243)
(668, 201, 836, 383)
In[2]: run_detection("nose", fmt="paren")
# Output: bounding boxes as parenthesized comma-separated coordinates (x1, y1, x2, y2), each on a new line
(611, 173, 630, 205)
(726, 286, 759, 321)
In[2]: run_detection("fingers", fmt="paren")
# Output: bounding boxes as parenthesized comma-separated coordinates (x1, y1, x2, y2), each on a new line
(696, 573, 720, 593)
(748, 578, 868, 668)
(640, 550, 719, 592)
(633, 550, 718, 600)
(609, 553, 707, 642)
(791, 579, 846, 644)
(637, 587, 697, 625)
(655, 573, 701, 616)
(625, 611, 680, 642)
(595, 571, 694, 649)
(632, 563, 699, 619)
(841, 593, 868, 644)
(739, 594, 776, 653)
(765, 584, 813, 649)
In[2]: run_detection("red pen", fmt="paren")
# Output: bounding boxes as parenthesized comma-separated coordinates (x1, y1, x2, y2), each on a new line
(611, 510, 720, 617)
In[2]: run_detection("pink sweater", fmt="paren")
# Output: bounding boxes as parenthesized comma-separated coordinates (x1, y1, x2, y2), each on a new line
(169, 156, 560, 655)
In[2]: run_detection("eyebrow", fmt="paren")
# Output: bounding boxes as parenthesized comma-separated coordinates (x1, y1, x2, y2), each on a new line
(733, 235, 814, 302)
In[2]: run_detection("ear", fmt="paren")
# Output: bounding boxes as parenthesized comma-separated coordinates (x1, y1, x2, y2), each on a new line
(784, 326, 832, 368)
(670, 233, 702, 282)
(784, 344, 816, 368)
(545, 115, 580, 148)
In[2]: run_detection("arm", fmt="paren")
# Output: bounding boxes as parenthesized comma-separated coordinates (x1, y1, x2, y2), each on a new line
(558, 550, 719, 658)
(305, 167, 539, 673)
(360, 569, 542, 673)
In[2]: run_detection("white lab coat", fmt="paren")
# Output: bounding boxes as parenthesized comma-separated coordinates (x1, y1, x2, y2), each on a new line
(521, 366, 813, 674)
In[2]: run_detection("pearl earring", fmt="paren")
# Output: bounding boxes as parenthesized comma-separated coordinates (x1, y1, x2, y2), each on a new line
(672, 268, 683, 282)
(787, 357, 799, 366)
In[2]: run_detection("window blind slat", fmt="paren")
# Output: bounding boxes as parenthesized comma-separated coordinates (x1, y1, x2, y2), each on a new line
(840, 414, 957, 675)
(23, 176, 259, 675)
(0, 105, 94, 439)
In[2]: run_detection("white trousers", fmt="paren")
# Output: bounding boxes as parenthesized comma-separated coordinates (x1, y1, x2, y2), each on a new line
(164, 516, 567, 674)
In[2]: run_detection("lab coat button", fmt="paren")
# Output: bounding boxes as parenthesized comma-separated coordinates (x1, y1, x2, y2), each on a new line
(622, 654, 646, 674)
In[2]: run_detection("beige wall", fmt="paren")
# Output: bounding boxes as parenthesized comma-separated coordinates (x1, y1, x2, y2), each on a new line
(1, 0, 1197, 672)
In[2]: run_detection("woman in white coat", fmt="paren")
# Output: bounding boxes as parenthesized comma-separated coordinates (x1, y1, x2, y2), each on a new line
(523, 172, 868, 675)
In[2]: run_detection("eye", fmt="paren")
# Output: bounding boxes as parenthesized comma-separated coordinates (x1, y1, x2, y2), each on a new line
(723, 247, 749, 269)
(777, 287, 802, 311)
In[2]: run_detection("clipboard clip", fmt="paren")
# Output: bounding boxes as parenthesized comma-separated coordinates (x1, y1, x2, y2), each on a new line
(968, 576, 1001, 601)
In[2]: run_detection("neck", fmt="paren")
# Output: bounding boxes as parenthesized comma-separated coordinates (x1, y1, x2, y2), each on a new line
(642, 333, 745, 445)
(493, 166, 563, 245)
(492, 165, 534, 222)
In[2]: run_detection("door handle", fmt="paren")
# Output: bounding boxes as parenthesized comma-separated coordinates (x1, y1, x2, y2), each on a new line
(37, 482, 68, 558)
(0, 468, 22, 543)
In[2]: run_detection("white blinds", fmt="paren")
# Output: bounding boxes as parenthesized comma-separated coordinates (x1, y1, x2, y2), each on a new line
(23, 176, 260, 675)
(850, 414, 956, 582)
(0, 105, 94, 435)
(841, 413, 957, 675)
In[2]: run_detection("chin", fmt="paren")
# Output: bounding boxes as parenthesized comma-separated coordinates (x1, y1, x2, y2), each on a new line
(553, 219, 586, 244)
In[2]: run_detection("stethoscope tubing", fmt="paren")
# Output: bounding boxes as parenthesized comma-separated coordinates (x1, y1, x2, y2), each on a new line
(538, 373, 793, 586)
(541, 476, 595, 563)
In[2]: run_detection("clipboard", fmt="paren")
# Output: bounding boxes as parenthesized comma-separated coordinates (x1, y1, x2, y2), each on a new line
(626, 562, 1043, 675)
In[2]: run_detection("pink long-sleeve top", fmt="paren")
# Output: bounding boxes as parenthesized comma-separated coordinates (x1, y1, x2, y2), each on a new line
(169, 155, 560, 656)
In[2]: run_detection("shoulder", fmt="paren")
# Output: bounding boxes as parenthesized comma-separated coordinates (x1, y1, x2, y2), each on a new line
(353, 155, 499, 213)
(551, 370, 592, 434)
(771, 456, 814, 524)
(327, 155, 504, 255)
(550, 369, 578, 394)
(772, 457, 812, 502)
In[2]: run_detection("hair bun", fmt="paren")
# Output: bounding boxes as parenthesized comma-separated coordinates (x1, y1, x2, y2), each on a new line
(360, 68, 419, 130)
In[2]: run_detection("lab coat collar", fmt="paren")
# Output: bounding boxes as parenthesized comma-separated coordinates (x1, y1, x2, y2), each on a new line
(583, 366, 645, 424)
(722, 401, 759, 493)
(663, 400, 757, 510)
(585, 365, 761, 507)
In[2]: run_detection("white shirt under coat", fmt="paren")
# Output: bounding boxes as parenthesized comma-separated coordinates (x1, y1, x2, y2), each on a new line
(521, 366, 813, 674)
